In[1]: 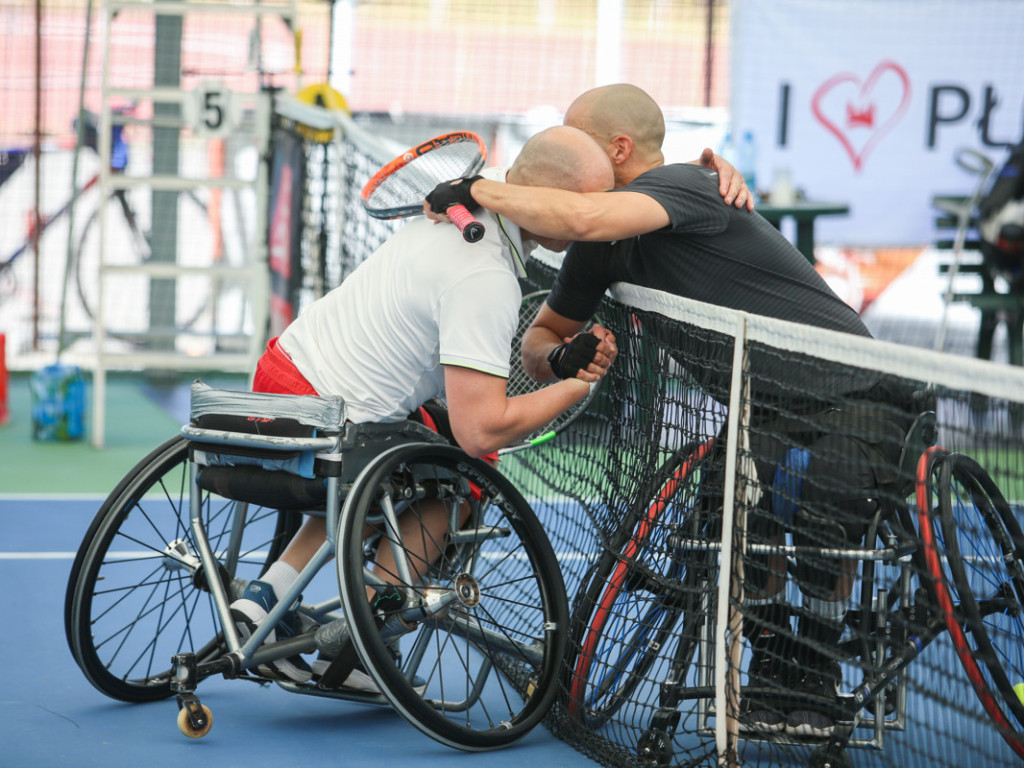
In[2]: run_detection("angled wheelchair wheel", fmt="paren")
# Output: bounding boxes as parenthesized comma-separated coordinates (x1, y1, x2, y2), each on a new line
(917, 447, 1024, 759)
(64, 435, 300, 702)
(936, 451, 1024, 755)
(336, 443, 569, 751)
(566, 442, 716, 728)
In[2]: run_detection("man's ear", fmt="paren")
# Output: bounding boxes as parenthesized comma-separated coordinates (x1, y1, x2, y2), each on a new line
(607, 134, 633, 165)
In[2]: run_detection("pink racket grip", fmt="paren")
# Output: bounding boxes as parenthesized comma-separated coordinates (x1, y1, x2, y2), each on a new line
(448, 204, 485, 243)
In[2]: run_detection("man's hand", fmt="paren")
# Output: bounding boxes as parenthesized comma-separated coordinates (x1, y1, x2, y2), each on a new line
(547, 325, 617, 382)
(698, 147, 755, 211)
(423, 175, 482, 221)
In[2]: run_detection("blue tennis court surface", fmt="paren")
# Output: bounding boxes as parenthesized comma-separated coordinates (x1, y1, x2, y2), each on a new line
(1, 496, 600, 768)
(4, 372, 1020, 768)
(6, 496, 1018, 768)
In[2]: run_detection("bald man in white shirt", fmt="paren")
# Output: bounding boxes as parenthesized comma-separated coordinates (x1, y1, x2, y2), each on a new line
(230, 125, 618, 687)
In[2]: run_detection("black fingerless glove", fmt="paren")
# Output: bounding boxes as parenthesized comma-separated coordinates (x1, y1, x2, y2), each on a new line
(425, 175, 483, 214)
(547, 333, 600, 379)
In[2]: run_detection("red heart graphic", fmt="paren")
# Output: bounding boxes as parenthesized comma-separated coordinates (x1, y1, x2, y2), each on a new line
(811, 60, 911, 172)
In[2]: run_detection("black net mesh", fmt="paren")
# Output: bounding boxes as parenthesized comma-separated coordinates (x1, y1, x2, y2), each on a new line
(499, 260, 1024, 768)
(280, 112, 1024, 766)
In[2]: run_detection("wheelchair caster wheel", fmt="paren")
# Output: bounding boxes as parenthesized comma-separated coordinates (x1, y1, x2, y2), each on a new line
(177, 703, 213, 739)
(637, 728, 674, 765)
(809, 745, 852, 768)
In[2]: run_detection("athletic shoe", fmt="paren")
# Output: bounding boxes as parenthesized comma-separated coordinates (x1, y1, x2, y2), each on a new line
(740, 699, 786, 734)
(738, 653, 790, 734)
(785, 660, 842, 738)
(230, 580, 313, 683)
(312, 645, 426, 695)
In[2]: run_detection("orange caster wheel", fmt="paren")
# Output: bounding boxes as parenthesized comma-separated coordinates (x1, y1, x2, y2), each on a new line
(177, 703, 213, 738)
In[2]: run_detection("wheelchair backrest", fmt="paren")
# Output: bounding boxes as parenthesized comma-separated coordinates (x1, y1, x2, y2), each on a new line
(766, 404, 936, 520)
(182, 381, 448, 510)
(896, 409, 937, 496)
(186, 380, 348, 479)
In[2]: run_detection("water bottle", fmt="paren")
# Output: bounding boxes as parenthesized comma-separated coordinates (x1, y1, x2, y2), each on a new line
(719, 132, 739, 169)
(737, 131, 758, 194)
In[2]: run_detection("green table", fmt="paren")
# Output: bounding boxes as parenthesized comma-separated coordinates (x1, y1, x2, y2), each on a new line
(757, 201, 850, 264)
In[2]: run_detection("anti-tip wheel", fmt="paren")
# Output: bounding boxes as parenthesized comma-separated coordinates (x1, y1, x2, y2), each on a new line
(809, 745, 853, 768)
(177, 704, 213, 739)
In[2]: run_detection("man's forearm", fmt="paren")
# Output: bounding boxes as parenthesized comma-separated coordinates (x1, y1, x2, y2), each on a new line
(470, 179, 608, 241)
(522, 324, 563, 383)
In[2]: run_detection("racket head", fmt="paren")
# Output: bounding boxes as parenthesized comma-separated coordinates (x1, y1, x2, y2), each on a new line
(361, 131, 487, 220)
(501, 290, 602, 455)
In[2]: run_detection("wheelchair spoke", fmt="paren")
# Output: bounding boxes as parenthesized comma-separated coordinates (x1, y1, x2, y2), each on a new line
(338, 443, 567, 751)
(66, 436, 298, 703)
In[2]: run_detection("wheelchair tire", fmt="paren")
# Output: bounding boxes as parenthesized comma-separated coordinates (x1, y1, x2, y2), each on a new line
(336, 443, 568, 751)
(64, 435, 300, 702)
(917, 447, 1024, 759)
(565, 443, 716, 728)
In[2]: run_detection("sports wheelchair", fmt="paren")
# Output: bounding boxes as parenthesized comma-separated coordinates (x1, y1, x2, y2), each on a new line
(564, 408, 1024, 767)
(64, 381, 569, 751)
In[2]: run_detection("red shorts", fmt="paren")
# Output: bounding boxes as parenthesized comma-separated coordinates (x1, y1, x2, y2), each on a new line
(253, 337, 318, 396)
(253, 337, 497, 466)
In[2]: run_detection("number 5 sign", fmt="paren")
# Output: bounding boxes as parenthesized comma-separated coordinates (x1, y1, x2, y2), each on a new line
(185, 81, 240, 138)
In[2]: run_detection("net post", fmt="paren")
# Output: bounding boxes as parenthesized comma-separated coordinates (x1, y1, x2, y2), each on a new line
(715, 312, 749, 765)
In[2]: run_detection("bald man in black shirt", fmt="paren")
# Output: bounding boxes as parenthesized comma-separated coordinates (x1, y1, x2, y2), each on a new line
(546, 161, 868, 336)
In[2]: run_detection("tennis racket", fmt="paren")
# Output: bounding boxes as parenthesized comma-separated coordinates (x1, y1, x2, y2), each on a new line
(500, 290, 603, 455)
(360, 131, 487, 243)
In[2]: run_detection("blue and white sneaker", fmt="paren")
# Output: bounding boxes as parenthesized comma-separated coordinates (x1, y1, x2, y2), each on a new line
(230, 580, 312, 683)
(312, 645, 426, 695)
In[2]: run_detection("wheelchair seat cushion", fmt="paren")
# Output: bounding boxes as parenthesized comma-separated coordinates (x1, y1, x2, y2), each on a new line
(195, 465, 327, 511)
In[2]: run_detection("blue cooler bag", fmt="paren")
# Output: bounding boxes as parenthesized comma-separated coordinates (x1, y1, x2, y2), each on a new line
(31, 364, 87, 441)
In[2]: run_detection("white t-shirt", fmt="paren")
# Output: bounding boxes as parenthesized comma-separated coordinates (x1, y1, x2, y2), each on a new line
(279, 169, 530, 424)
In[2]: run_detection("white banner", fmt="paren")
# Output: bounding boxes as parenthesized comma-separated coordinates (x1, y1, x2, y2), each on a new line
(731, 0, 1024, 246)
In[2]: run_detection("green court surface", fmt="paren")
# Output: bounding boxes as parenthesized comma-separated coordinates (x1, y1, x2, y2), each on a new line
(0, 371, 247, 495)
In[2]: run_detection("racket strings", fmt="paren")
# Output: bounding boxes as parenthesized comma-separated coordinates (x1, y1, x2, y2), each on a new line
(365, 145, 483, 209)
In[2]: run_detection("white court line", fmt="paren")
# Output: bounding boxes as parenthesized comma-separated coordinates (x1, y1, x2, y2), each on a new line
(0, 493, 108, 502)
(0, 550, 251, 560)
(1, 552, 80, 559)
(1, 551, 163, 560)
(2, 549, 595, 561)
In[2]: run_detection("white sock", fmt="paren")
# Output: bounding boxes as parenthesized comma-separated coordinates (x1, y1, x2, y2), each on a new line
(257, 561, 300, 603)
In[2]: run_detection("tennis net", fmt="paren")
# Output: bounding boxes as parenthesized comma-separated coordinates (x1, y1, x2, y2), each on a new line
(282, 98, 1024, 766)
(269, 96, 403, 321)
(503, 255, 1024, 768)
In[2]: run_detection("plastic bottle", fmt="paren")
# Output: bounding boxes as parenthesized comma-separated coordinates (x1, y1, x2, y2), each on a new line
(719, 132, 739, 169)
(737, 131, 757, 194)
(771, 166, 795, 206)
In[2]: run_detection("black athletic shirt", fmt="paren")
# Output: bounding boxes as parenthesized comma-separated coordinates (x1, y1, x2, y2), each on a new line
(548, 163, 871, 340)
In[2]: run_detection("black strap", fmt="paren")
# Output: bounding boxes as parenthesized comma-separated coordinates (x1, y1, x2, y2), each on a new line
(315, 637, 360, 690)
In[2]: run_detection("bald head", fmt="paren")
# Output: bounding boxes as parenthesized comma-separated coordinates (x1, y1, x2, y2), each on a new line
(564, 84, 665, 166)
(507, 125, 613, 193)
